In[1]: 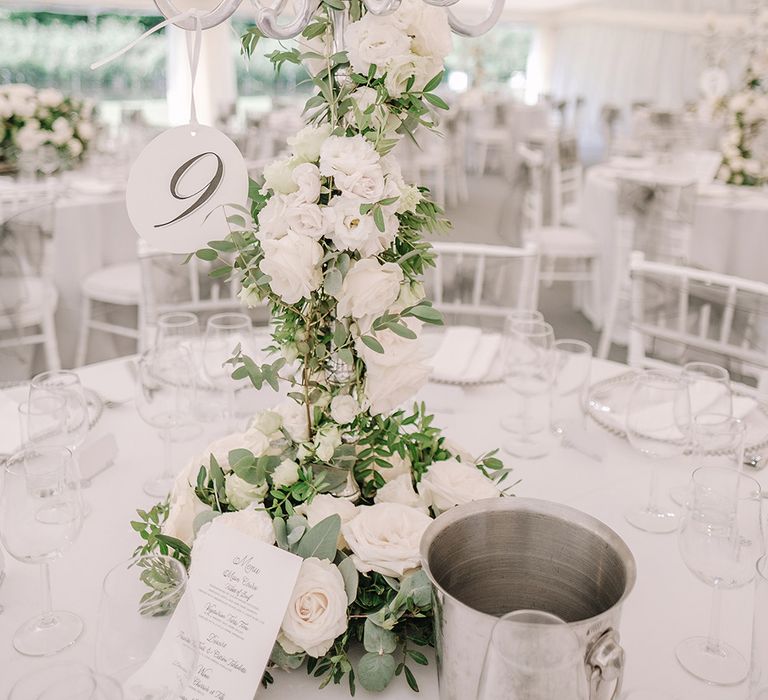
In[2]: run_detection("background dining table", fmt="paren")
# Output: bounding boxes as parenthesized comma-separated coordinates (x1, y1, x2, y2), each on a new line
(0, 350, 765, 700)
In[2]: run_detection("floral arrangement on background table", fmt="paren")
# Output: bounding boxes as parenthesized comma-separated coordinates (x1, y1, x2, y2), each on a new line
(132, 0, 510, 694)
(718, 51, 768, 186)
(0, 83, 96, 173)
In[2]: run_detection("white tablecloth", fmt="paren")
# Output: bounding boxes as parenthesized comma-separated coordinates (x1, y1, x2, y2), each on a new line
(1, 355, 764, 700)
(582, 165, 768, 328)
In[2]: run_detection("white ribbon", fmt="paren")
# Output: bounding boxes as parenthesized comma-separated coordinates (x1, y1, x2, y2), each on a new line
(91, 9, 205, 127)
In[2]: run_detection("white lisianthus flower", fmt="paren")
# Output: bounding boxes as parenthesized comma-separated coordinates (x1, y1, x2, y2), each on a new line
(291, 162, 322, 203)
(196, 506, 275, 547)
(194, 432, 249, 473)
(285, 197, 330, 240)
(410, 4, 452, 59)
(330, 394, 359, 424)
(375, 451, 411, 482)
(163, 463, 212, 545)
(275, 400, 310, 443)
(335, 162, 386, 201)
(336, 259, 403, 319)
(397, 184, 422, 213)
(238, 285, 262, 308)
(225, 472, 268, 510)
(263, 157, 299, 195)
(15, 121, 43, 152)
(258, 194, 290, 240)
(326, 195, 379, 255)
(297, 493, 358, 548)
(278, 557, 348, 658)
(251, 409, 283, 437)
(288, 123, 333, 162)
(68, 138, 83, 158)
(319, 134, 379, 181)
(393, 280, 426, 312)
(314, 425, 341, 462)
(37, 87, 63, 108)
(344, 18, 410, 76)
(273, 459, 300, 488)
(242, 426, 272, 457)
(342, 502, 432, 578)
(417, 458, 500, 512)
(10, 94, 36, 118)
(384, 54, 419, 98)
(260, 233, 323, 304)
(77, 120, 95, 141)
(50, 116, 74, 144)
(374, 473, 427, 513)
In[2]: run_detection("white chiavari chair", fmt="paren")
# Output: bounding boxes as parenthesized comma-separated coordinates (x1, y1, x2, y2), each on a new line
(628, 252, 768, 389)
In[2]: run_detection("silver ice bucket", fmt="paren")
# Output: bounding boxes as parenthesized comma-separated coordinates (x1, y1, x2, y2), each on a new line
(420, 498, 636, 700)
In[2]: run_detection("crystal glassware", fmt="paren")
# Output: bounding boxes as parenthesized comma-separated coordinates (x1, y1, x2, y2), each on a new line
(677, 466, 763, 685)
(624, 369, 691, 533)
(477, 610, 585, 700)
(0, 446, 83, 656)
(154, 311, 200, 351)
(29, 370, 90, 454)
(551, 339, 592, 442)
(10, 664, 122, 699)
(95, 554, 197, 698)
(681, 361, 732, 418)
(501, 320, 556, 459)
(135, 345, 196, 497)
(750, 555, 768, 700)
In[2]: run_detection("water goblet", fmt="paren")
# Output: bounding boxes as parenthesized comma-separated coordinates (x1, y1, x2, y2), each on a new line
(677, 466, 763, 685)
(682, 362, 732, 417)
(154, 311, 200, 351)
(624, 369, 691, 533)
(0, 446, 83, 656)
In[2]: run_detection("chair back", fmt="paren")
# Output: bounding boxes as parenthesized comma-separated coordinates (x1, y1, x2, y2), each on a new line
(629, 251, 768, 388)
(518, 143, 545, 233)
(551, 153, 582, 227)
(426, 241, 539, 329)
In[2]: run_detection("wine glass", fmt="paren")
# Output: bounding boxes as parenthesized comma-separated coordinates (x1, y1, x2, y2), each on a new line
(677, 466, 763, 685)
(154, 311, 200, 351)
(501, 320, 556, 459)
(96, 554, 198, 699)
(682, 362, 732, 417)
(477, 610, 585, 699)
(0, 446, 83, 656)
(624, 369, 691, 533)
(135, 346, 196, 497)
(29, 370, 90, 454)
(551, 339, 592, 444)
(202, 312, 253, 431)
(10, 664, 122, 699)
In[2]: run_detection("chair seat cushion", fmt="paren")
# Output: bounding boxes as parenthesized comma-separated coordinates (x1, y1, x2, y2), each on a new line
(0, 277, 58, 330)
(526, 226, 598, 257)
(81, 262, 141, 305)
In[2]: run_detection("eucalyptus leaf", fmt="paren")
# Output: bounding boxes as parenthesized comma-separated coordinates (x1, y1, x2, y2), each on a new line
(357, 652, 396, 692)
(324, 267, 343, 298)
(337, 556, 358, 604)
(192, 510, 220, 537)
(296, 514, 341, 561)
(363, 618, 398, 654)
(361, 335, 384, 353)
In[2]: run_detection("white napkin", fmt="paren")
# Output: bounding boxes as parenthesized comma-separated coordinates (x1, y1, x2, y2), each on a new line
(429, 327, 501, 383)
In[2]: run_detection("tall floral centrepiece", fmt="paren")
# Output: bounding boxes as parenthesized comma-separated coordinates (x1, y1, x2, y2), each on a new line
(133, 0, 509, 694)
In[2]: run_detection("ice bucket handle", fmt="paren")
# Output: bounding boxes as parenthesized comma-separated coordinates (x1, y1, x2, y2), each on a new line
(586, 629, 624, 700)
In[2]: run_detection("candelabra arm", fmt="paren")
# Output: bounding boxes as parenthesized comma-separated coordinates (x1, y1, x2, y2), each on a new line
(253, 0, 321, 39)
(421, 0, 462, 7)
(154, 0, 241, 29)
(362, 0, 402, 15)
(447, 0, 505, 37)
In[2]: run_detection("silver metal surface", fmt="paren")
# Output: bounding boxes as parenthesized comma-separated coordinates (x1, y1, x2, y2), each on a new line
(420, 497, 636, 700)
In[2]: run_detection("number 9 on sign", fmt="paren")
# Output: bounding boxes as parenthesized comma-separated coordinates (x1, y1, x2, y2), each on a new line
(126, 125, 249, 253)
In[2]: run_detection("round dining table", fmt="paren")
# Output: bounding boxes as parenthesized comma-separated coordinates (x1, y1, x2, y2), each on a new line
(0, 351, 764, 700)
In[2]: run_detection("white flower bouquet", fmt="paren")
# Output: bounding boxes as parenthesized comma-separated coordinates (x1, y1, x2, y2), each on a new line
(0, 84, 95, 172)
(132, 0, 511, 693)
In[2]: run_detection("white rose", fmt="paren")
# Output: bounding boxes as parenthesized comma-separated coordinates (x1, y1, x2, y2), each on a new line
(335, 162, 386, 201)
(418, 458, 500, 512)
(285, 197, 329, 240)
(201, 432, 249, 472)
(288, 123, 333, 162)
(15, 122, 43, 152)
(319, 134, 379, 181)
(374, 473, 427, 513)
(330, 394, 359, 424)
(342, 502, 432, 578)
(260, 233, 323, 304)
(263, 156, 299, 195)
(336, 259, 403, 319)
(384, 54, 419, 98)
(278, 557, 348, 657)
(162, 464, 212, 545)
(242, 426, 272, 457)
(344, 17, 410, 76)
(225, 472, 268, 510)
(258, 194, 290, 240)
(442, 438, 476, 465)
(37, 88, 63, 108)
(77, 120, 95, 141)
(291, 162, 322, 203)
(68, 138, 83, 158)
(397, 184, 422, 213)
(297, 493, 358, 548)
(251, 409, 283, 437)
(0, 96, 11, 119)
(275, 400, 310, 442)
(410, 4, 452, 59)
(10, 94, 36, 118)
(376, 451, 411, 482)
(315, 425, 341, 462)
(273, 459, 300, 487)
(344, 86, 386, 131)
(393, 280, 425, 312)
(50, 116, 73, 144)
(326, 196, 380, 255)
(238, 285, 262, 308)
(412, 54, 444, 92)
(196, 506, 275, 548)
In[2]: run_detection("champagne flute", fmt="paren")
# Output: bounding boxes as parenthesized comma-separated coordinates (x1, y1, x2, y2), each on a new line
(96, 554, 198, 699)
(135, 345, 196, 497)
(624, 369, 691, 533)
(202, 312, 253, 431)
(501, 320, 555, 458)
(0, 446, 83, 656)
(677, 466, 763, 685)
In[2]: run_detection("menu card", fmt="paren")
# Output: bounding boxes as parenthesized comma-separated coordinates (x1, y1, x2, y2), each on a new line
(131, 527, 302, 699)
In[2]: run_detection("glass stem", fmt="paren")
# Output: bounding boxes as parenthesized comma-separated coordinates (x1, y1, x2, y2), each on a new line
(162, 428, 173, 479)
(39, 562, 55, 627)
(227, 387, 237, 431)
(647, 467, 659, 513)
(705, 583, 723, 655)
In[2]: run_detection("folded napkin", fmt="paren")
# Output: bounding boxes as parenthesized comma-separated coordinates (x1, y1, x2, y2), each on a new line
(429, 327, 501, 383)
